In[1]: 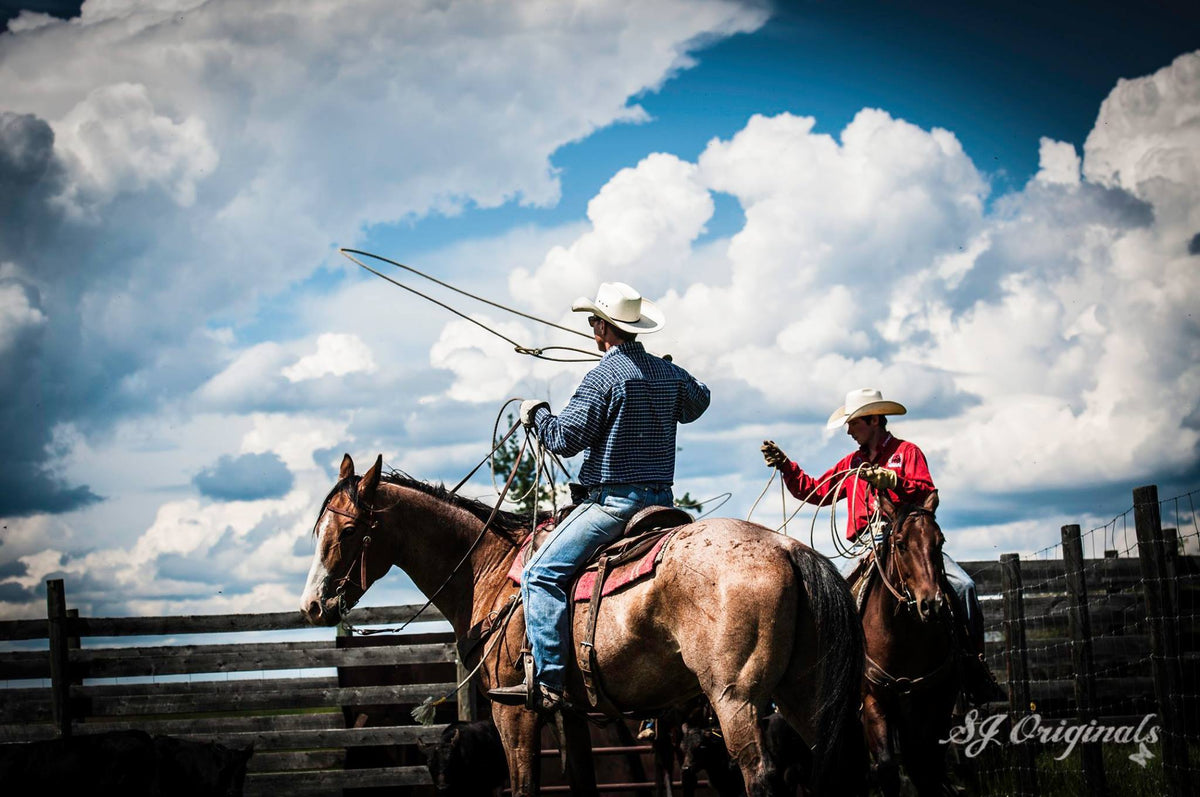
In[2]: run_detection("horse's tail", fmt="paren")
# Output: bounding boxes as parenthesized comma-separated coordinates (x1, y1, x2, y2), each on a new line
(788, 545, 868, 796)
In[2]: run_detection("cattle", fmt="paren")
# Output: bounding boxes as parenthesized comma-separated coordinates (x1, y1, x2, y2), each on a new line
(421, 718, 508, 796)
(678, 719, 743, 797)
(676, 710, 813, 797)
(761, 711, 812, 796)
(0, 729, 253, 795)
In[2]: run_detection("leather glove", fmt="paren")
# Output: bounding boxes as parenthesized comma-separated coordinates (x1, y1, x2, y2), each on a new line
(519, 399, 549, 427)
(859, 465, 898, 491)
(761, 440, 789, 469)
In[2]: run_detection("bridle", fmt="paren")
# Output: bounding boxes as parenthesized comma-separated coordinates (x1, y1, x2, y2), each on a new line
(316, 419, 533, 627)
(863, 505, 958, 695)
(868, 506, 943, 613)
(321, 497, 399, 617)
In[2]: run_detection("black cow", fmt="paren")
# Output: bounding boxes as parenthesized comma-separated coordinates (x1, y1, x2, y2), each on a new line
(678, 719, 743, 797)
(421, 719, 508, 796)
(677, 710, 813, 797)
(0, 730, 253, 795)
(761, 711, 812, 796)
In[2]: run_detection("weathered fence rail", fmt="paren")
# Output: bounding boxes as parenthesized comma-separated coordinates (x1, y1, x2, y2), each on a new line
(1, 594, 458, 795)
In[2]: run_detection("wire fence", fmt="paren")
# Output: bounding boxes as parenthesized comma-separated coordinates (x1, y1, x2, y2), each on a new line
(952, 484, 1199, 797)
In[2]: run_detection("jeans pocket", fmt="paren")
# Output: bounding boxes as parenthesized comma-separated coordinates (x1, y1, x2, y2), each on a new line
(599, 494, 638, 521)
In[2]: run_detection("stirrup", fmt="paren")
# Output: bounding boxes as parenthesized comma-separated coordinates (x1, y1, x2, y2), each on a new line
(487, 682, 532, 706)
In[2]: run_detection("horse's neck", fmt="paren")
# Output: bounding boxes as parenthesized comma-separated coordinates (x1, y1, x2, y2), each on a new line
(382, 484, 519, 635)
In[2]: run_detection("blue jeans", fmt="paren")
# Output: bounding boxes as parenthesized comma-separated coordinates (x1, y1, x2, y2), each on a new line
(521, 484, 673, 693)
(943, 553, 983, 645)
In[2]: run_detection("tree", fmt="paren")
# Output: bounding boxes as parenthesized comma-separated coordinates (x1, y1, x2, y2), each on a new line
(490, 413, 554, 516)
(675, 491, 704, 515)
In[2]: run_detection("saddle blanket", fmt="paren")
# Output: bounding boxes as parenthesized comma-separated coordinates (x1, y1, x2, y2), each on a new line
(506, 531, 676, 602)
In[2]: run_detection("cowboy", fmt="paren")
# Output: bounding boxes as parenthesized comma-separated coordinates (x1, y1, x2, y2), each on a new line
(760, 388, 1004, 704)
(488, 282, 711, 711)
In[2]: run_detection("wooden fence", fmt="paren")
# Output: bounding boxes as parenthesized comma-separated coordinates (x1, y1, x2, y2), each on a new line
(1, 600, 462, 795)
(2, 483, 1197, 795)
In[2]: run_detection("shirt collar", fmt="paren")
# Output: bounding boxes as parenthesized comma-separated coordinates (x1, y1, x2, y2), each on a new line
(861, 432, 895, 461)
(603, 340, 644, 359)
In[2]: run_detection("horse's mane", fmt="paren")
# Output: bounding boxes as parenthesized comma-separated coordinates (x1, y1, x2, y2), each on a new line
(313, 469, 535, 543)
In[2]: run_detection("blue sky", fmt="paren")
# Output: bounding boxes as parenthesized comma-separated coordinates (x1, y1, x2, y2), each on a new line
(0, 0, 1197, 620)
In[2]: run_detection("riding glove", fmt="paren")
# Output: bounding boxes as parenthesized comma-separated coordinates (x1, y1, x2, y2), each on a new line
(520, 399, 550, 427)
(760, 440, 789, 469)
(859, 465, 898, 491)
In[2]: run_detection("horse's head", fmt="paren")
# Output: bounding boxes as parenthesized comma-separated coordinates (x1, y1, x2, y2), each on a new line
(300, 453, 388, 626)
(879, 490, 947, 623)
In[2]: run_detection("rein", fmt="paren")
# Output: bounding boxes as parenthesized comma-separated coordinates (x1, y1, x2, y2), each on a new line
(330, 420, 531, 633)
(863, 505, 958, 695)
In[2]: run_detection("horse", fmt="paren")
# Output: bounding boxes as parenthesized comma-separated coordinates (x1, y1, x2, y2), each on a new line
(300, 454, 867, 796)
(854, 490, 961, 797)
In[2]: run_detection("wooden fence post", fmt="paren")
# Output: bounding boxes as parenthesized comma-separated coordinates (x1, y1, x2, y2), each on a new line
(1061, 524, 1106, 796)
(455, 651, 478, 721)
(1133, 485, 1189, 797)
(46, 578, 72, 737)
(1000, 553, 1037, 796)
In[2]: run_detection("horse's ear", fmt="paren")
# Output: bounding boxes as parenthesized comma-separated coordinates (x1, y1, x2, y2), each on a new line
(922, 489, 939, 514)
(339, 454, 355, 481)
(360, 454, 383, 503)
(876, 490, 896, 519)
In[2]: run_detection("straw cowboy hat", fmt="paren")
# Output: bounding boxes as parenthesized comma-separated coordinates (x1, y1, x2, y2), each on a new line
(571, 282, 665, 335)
(826, 388, 907, 429)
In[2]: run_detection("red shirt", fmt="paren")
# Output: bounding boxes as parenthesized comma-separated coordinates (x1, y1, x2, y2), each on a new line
(779, 433, 936, 540)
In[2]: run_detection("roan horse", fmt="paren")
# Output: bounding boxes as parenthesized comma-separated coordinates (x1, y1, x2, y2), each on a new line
(301, 454, 867, 796)
(855, 491, 961, 797)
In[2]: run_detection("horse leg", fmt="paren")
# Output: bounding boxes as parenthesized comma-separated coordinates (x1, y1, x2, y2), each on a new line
(709, 697, 771, 796)
(862, 693, 899, 797)
(492, 705, 543, 796)
(899, 719, 951, 797)
(559, 710, 599, 797)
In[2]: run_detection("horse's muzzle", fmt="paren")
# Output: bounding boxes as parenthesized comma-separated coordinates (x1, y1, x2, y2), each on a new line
(301, 596, 342, 626)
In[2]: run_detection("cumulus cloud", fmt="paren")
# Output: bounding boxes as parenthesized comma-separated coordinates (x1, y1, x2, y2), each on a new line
(282, 332, 377, 382)
(433, 55, 1200, 542)
(0, 0, 767, 517)
(52, 82, 218, 214)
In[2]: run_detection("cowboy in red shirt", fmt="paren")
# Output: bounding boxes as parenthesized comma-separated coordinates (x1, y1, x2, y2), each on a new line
(761, 388, 1004, 704)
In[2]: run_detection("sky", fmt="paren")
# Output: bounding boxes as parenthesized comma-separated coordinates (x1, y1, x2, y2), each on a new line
(0, 0, 1198, 621)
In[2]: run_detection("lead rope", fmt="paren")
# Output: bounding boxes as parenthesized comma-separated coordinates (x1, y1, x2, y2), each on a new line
(411, 593, 521, 725)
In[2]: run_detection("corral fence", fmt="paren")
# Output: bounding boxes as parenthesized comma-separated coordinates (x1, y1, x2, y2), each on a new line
(964, 484, 1200, 796)
(1, 483, 1197, 795)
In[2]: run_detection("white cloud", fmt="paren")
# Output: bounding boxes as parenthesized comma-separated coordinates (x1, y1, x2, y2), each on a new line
(283, 332, 377, 382)
(1034, 137, 1081, 186)
(52, 82, 218, 214)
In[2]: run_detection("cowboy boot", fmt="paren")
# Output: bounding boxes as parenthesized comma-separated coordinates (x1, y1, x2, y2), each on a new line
(487, 681, 564, 713)
(959, 622, 1006, 705)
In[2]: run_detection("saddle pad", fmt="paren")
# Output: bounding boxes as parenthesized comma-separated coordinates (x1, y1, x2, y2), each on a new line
(507, 531, 678, 602)
(848, 555, 874, 614)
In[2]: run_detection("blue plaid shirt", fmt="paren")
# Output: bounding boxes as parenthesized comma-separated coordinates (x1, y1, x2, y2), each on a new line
(529, 341, 710, 487)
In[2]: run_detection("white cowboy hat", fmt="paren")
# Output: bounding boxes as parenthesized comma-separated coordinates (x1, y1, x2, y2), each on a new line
(571, 282, 665, 335)
(826, 388, 907, 429)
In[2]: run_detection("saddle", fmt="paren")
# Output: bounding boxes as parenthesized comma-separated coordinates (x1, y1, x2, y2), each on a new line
(506, 503, 694, 708)
(506, 504, 693, 601)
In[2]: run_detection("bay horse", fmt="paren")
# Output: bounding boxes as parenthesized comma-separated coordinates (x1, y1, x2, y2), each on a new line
(300, 454, 867, 796)
(856, 491, 961, 796)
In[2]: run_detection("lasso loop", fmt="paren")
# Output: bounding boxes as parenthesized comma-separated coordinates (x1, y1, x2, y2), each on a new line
(340, 248, 602, 362)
